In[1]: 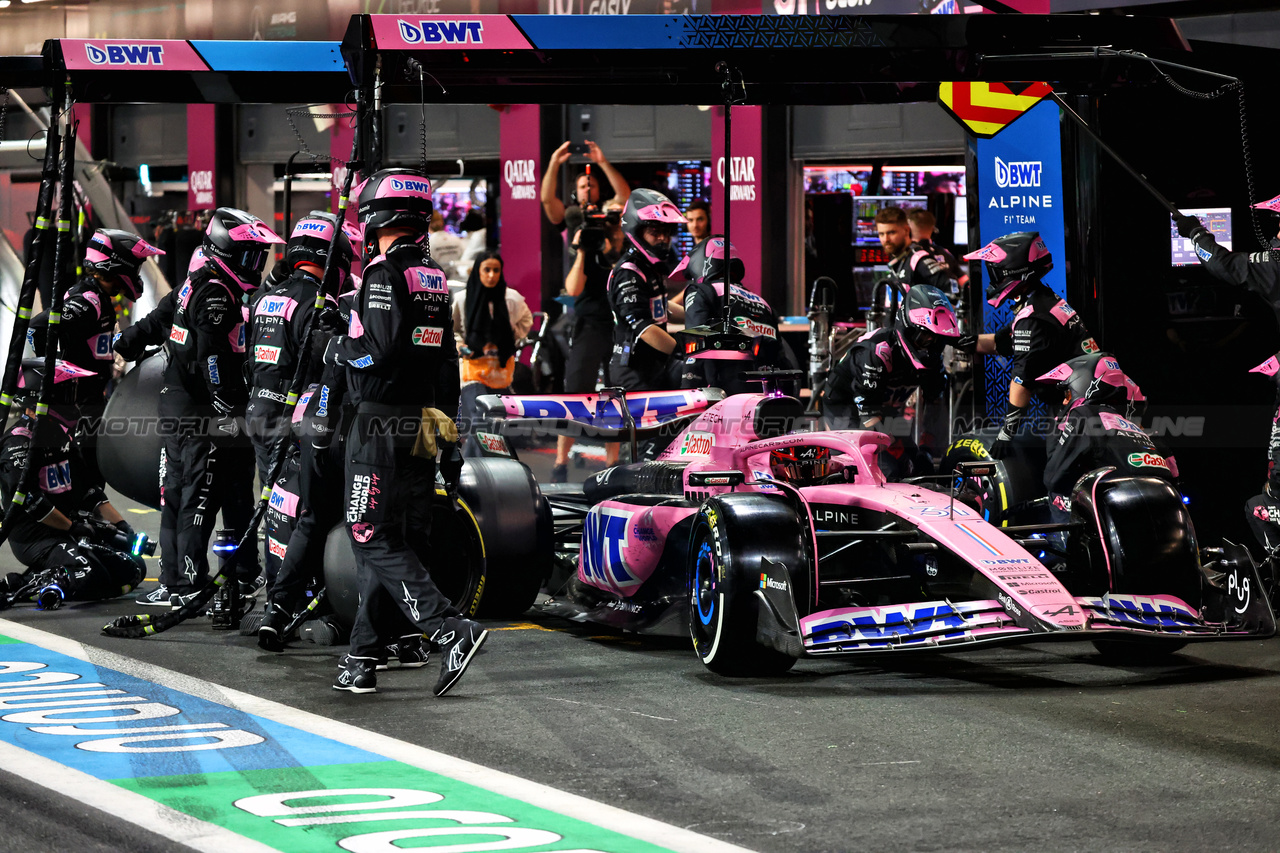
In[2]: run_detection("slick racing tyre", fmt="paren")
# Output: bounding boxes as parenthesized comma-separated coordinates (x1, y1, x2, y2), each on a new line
(689, 495, 805, 677)
(98, 350, 168, 509)
(942, 428, 1047, 527)
(457, 458, 551, 619)
(324, 490, 487, 627)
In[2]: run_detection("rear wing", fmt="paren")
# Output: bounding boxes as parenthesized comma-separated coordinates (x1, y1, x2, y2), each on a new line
(476, 388, 724, 440)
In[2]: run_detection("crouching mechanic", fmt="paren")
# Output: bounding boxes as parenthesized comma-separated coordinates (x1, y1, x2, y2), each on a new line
(823, 285, 960, 478)
(0, 360, 145, 610)
(958, 232, 1099, 460)
(322, 168, 488, 696)
(676, 236, 799, 396)
(608, 188, 686, 392)
(30, 229, 164, 492)
(1040, 353, 1173, 527)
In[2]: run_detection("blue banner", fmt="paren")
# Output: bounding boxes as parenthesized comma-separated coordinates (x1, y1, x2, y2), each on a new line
(974, 99, 1067, 417)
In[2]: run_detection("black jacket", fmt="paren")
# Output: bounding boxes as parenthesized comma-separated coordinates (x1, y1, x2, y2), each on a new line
(993, 283, 1098, 402)
(1044, 402, 1176, 500)
(328, 238, 459, 416)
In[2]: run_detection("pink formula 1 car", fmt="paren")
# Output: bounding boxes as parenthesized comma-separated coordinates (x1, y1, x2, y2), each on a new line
(476, 374, 1275, 676)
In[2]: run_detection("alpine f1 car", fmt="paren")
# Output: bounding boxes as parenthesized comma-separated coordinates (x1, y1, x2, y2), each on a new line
(474, 373, 1275, 676)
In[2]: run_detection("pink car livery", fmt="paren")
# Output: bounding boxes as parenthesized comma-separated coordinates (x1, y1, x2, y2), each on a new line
(474, 378, 1274, 675)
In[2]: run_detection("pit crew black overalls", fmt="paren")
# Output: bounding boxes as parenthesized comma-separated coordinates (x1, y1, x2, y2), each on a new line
(327, 238, 460, 660)
(992, 282, 1098, 406)
(0, 414, 141, 600)
(1044, 403, 1177, 521)
(680, 279, 794, 395)
(159, 268, 257, 595)
(824, 326, 947, 479)
(608, 246, 676, 391)
(30, 277, 119, 492)
(246, 267, 333, 488)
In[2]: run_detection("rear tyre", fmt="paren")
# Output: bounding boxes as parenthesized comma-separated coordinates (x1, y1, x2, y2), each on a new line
(325, 491, 487, 626)
(458, 458, 549, 619)
(689, 496, 804, 677)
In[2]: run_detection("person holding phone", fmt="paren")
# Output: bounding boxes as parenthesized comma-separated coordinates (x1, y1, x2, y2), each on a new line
(540, 140, 631, 228)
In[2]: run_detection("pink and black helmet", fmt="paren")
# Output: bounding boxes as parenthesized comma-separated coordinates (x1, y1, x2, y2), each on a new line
(203, 208, 284, 292)
(83, 229, 164, 301)
(963, 231, 1053, 308)
(897, 285, 960, 365)
(620, 188, 684, 264)
(356, 168, 434, 233)
(16, 357, 95, 408)
(1038, 352, 1131, 413)
(285, 211, 354, 284)
(672, 235, 745, 285)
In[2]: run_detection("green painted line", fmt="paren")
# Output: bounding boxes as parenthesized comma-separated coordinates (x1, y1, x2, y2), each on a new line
(117, 763, 673, 853)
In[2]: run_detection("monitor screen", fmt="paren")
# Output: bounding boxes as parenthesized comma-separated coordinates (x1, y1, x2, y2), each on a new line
(1172, 208, 1231, 267)
(433, 179, 488, 235)
(853, 195, 928, 245)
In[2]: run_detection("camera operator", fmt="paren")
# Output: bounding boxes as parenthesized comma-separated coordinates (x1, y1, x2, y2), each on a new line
(0, 360, 147, 610)
(552, 200, 625, 483)
(540, 140, 631, 231)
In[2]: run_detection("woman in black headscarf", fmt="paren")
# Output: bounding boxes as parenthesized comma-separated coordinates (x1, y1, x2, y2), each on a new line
(452, 252, 533, 454)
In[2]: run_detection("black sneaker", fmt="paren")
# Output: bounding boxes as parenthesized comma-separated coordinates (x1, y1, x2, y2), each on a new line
(339, 651, 388, 671)
(386, 635, 430, 669)
(257, 605, 291, 653)
(432, 617, 488, 697)
(239, 574, 267, 601)
(137, 585, 171, 607)
(333, 657, 378, 694)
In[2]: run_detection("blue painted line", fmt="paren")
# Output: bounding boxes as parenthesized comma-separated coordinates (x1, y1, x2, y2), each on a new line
(0, 640, 381, 781)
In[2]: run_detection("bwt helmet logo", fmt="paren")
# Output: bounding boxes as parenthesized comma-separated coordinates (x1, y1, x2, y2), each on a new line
(85, 43, 165, 66)
(994, 157, 1043, 189)
(389, 177, 432, 195)
(295, 221, 328, 234)
(397, 19, 484, 45)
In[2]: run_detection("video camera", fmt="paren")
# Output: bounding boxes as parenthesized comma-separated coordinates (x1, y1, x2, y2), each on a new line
(573, 203, 621, 253)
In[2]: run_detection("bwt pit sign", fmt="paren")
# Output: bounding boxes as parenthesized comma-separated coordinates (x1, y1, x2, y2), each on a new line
(504, 159, 538, 201)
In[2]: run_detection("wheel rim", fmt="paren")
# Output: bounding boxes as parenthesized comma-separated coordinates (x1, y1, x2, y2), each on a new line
(694, 539, 717, 627)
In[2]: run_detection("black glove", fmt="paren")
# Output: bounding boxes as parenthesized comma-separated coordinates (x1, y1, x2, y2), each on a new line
(1174, 213, 1205, 240)
(438, 440, 464, 496)
(989, 403, 1027, 460)
(323, 336, 346, 367)
(954, 334, 978, 353)
(114, 518, 136, 539)
(69, 521, 96, 543)
(112, 331, 142, 362)
(211, 398, 242, 444)
(316, 306, 346, 334)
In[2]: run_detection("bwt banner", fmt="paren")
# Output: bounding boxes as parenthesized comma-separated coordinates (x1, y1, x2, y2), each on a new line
(974, 99, 1065, 416)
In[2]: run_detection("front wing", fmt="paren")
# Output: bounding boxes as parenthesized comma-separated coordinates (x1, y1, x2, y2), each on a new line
(795, 591, 1273, 655)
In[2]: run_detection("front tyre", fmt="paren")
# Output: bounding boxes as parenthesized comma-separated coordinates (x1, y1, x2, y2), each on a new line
(689, 497, 802, 677)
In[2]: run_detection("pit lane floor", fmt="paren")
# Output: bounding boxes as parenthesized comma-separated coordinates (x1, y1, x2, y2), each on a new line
(0, 486, 1278, 852)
